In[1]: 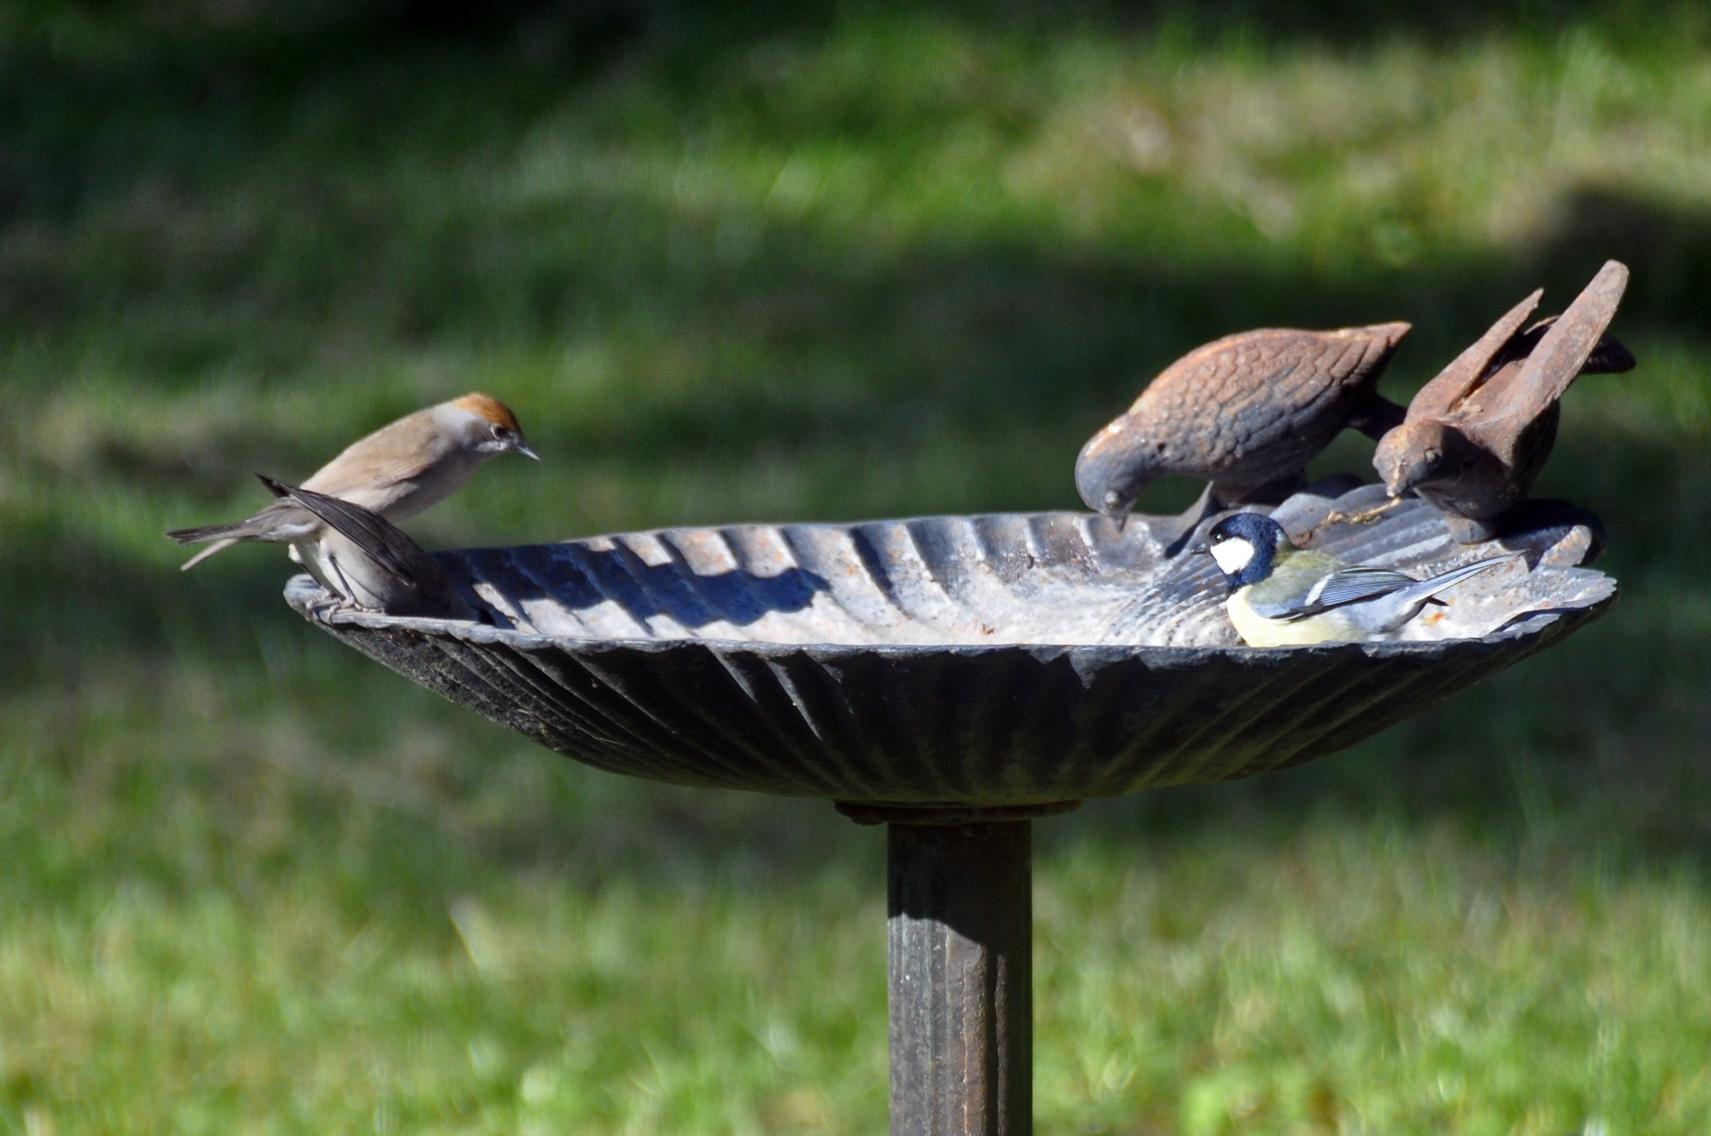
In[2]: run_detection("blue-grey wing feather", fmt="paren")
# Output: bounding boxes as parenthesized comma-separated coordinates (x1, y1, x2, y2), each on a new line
(1298, 566, 1420, 612)
(1244, 566, 1416, 621)
(1256, 556, 1514, 624)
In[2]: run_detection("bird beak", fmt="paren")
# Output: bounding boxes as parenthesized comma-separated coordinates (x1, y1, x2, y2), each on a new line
(514, 441, 542, 461)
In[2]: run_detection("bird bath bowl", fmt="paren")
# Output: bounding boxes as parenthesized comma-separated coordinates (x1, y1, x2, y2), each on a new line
(286, 485, 1615, 1133)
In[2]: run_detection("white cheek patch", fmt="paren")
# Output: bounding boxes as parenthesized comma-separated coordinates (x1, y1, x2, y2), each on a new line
(1210, 538, 1255, 576)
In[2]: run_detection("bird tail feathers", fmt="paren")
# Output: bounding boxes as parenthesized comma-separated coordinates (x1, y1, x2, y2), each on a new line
(171, 536, 242, 571)
(1416, 554, 1520, 600)
(165, 516, 255, 571)
(166, 522, 247, 545)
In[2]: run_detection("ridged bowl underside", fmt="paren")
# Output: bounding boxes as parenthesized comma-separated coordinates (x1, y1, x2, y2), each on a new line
(287, 486, 1615, 806)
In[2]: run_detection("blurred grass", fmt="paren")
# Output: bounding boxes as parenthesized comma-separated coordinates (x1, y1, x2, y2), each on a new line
(3, 1, 1710, 1132)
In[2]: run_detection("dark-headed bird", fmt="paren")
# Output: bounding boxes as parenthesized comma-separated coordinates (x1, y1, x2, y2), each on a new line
(1201, 512, 1517, 646)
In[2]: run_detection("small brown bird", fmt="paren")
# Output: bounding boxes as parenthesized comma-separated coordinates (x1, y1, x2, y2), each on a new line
(1372, 260, 1632, 544)
(168, 392, 538, 569)
(257, 476, 474, 619)
(1076, 323, 1410, 532)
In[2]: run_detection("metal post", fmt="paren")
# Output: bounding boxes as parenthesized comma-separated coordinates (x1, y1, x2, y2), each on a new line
(886, 819, 1032, 1136)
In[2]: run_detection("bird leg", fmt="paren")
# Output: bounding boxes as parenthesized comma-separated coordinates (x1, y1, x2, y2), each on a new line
(319, 552, 362, 605)
(304, 594, 352, 624)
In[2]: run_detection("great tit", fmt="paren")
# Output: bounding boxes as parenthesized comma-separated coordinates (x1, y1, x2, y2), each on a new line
(1201, 512, 1518, 647)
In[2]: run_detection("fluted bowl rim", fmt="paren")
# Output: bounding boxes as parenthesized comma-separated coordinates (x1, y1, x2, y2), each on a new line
(283, 505, 1617, 657)
(280, 501, 1617, 803)
(283, 573, 1614, 658)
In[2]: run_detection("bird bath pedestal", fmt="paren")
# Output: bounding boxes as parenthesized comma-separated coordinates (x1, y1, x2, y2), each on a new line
(286, 487, 1614, 1134)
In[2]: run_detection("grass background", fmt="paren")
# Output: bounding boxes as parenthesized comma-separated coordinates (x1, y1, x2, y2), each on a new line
(3, 1, 1709, 1131)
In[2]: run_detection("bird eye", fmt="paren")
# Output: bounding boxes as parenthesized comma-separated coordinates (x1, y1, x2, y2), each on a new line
(491, 424, 511, 441)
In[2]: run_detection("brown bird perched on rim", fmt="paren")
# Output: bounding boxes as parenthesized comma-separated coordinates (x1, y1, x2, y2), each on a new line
(1076, 322, 1410, 534)
(256, 476, 475, 620)
(167, 392, 538, 570)
(1372, 260, 1633, 544)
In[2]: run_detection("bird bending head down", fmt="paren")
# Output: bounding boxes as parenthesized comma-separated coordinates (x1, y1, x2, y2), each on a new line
(1074, 421, 1162, 530)
(1368, 260, 1632, 543)
(1074, 322, 1412, 533)
(1372, 419, 1475, 498)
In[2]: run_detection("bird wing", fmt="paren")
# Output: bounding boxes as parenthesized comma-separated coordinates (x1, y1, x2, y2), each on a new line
(1476, 259, 1629, 430)
(1487, 317, 1636, 377)
(1259, 557, 1516, 623)
(1141, 323, 1409, 471)
(1285, 565, 1419, 620)
(258, 476, 440, 581)
(1245, 565, 1417, 621)
(1406, 289, 1542, 421)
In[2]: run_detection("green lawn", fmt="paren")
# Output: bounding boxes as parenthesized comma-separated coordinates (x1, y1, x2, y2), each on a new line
(3, 2, 1710, 1132)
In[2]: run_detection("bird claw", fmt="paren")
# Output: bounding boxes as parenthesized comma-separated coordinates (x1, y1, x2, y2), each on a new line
(305, 595, 353, 624)
(1298, 496, 1406, 544)
(1318, 497, 1404, 530)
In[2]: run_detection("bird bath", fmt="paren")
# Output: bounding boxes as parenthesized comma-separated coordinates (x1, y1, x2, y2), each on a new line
(285, 484, 1614, 1134)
